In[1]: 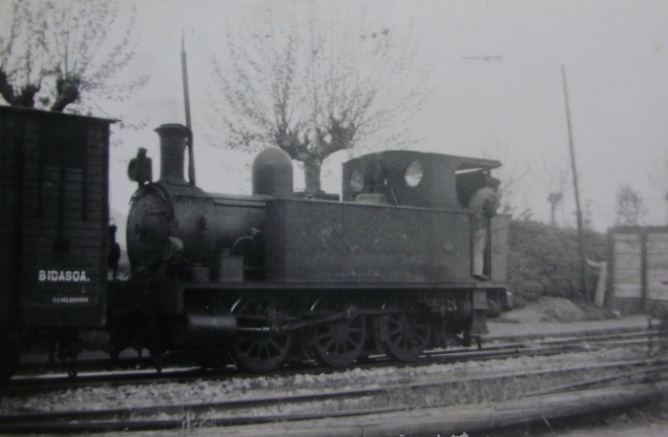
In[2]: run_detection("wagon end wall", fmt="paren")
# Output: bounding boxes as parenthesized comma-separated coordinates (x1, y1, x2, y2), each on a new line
(608, 226, 668, 315)
(0, 106, 115, 328)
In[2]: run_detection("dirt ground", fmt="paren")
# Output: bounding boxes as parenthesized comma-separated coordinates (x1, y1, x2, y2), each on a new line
(486, 297, 654, 340)
(554, 423, 667, 437)
(499, 296, 591, 323)
(538, 400, 668, 437)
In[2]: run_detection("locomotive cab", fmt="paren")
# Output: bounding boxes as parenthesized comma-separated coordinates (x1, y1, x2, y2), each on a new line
(342, 150, 501, 210)
(340, 150, 511, 311)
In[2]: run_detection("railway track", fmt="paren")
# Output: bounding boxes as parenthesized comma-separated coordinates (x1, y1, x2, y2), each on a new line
(2, 327, 662, 396)
(1, 358, 666, 434)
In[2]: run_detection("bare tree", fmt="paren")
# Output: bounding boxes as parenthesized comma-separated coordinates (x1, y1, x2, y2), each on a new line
(0, 0, 147, 113)
(210, 4, 431, 193)
(534, 156, 572, 227)
(494, 163, 528, 217)
(547, 192, 562, 226)
(0, 1, 48, 108)
(614, 183, 647, 226)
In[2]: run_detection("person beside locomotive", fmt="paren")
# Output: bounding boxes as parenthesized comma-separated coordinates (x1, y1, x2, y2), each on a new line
(468, 177, 501, 280)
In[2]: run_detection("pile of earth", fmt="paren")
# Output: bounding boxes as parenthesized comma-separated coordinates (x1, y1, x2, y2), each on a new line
(499, 297, 590, 323)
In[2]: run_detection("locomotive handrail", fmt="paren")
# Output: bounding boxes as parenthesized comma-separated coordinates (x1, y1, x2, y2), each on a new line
(268, 196, 469, 214)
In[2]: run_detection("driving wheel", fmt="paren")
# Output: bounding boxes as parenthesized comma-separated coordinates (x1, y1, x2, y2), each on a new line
(308, 296, 366, 368)
(231, 294, 293, 373)
(376, 299, 431, 362)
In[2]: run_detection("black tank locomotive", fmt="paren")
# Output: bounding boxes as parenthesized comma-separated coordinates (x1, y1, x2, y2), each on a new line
(116, 123, 511, 372)
(0, 106, 511, 378)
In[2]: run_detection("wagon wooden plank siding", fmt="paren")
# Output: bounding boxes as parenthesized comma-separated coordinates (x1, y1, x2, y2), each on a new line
(0, 106, 115, 328)
(607, 226, 668, 314)
(646, 231, 668, 302)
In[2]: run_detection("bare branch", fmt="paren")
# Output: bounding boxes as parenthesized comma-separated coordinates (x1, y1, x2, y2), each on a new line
(614, 183, 647, 226)
(209, 3, 432, 193)
(0, 0, 147, 113)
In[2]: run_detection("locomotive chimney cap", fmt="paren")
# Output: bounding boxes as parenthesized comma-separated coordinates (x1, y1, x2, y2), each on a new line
(155, 123, 191, 134)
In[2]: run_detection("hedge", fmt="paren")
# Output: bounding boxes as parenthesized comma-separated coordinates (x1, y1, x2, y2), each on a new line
(507, 220, 606, 307)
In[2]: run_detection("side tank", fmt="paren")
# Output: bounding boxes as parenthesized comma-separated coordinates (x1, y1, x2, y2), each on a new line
(126, 124, 292, 279)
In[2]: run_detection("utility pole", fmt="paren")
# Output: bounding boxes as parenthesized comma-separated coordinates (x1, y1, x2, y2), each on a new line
(562, 65, 590, 304)
(181, 32, 196, 185)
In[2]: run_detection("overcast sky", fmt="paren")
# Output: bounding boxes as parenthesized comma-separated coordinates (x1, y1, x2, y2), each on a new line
(100, 0, 668, 232)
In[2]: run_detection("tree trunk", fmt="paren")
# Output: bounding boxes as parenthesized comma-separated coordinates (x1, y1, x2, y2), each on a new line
(303, 157, 322, 194)
(0, 70, 39, 108)
(50, 77, 81, 112)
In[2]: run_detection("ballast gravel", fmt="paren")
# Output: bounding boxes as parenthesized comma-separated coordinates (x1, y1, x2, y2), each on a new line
(0, 346, 644, 415)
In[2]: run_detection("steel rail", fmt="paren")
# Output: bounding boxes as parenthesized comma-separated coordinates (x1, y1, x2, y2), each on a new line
(4, 328, 664, 397)
(528, 329, 662, 345)
(524, 363, 668, 397)
(1, 358, 666, 434)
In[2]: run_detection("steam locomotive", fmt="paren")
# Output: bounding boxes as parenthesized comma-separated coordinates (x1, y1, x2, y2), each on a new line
(0, 105, 511, 378)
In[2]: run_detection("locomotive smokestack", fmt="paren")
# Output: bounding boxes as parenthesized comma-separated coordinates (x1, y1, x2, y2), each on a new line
(155, 124, 190, 185)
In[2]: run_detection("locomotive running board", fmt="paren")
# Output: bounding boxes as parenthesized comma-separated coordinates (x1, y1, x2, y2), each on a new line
(176, 280, 506, 291)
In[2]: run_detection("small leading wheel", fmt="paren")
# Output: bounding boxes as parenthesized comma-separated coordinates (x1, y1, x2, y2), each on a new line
(231, 294, 293, 373)
(376, 299, 431, 362)
(308, 296, 366, 368)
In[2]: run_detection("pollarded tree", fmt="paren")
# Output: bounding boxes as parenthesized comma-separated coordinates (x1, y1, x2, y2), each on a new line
(0, 0, 147, 113)
(210, 3, 431, 194)
(614, 183, 647, 226)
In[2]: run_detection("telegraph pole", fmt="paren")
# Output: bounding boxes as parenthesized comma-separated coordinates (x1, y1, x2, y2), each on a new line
(562, 65, 590, 303)
(181, 32, 196, 185)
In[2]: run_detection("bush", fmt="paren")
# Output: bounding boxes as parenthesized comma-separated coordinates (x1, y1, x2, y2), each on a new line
(507, 221, 605, 307)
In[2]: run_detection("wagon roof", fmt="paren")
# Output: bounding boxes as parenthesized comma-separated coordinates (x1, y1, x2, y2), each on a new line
(0, 104, 118, 123)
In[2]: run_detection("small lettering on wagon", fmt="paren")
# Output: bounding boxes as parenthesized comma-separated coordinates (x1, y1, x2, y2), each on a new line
(38, 270, 90, 282)
(52, 297, 89, 304)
